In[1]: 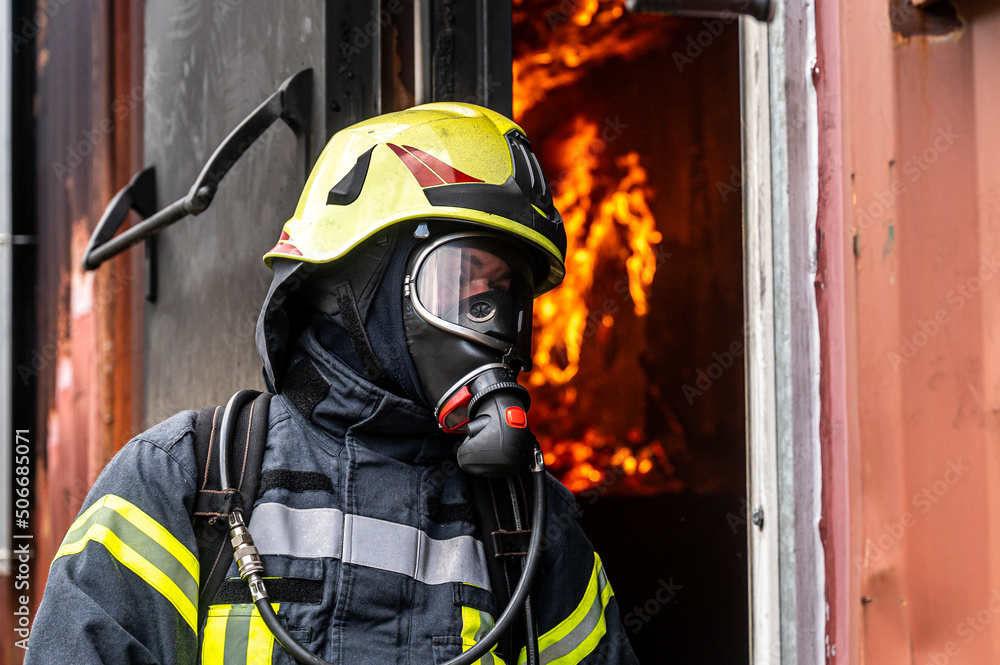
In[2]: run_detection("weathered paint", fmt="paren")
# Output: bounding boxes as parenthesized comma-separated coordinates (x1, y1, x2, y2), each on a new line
(3, 2, 145, 664)
(34, 0, 111, 582)
(817, 0, 1000, 661)
(742, 0, 826, 657)
(814, 0, 856, 659)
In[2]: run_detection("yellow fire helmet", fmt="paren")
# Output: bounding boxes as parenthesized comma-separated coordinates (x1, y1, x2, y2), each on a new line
(264, 102, 567, 295)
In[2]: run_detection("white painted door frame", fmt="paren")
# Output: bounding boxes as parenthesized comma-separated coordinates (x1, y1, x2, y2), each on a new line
(740, 1, 825, 662)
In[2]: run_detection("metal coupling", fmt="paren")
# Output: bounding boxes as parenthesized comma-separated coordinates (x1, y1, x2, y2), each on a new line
(227, 509, 269, 602)
(532, 448, 546, 473)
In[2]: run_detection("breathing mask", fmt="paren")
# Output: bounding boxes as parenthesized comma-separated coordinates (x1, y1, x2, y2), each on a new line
(403, 230, 540, 475)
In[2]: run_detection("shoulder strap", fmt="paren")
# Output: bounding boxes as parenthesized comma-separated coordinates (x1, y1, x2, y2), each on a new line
(191, 391, 273, 628)
(470, 475, 534, 663)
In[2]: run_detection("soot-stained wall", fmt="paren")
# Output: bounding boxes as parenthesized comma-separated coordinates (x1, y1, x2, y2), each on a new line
(142, 4, 327, 424)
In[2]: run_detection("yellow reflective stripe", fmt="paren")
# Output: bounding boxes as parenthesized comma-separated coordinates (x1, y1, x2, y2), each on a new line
(56, 522, 198, 631)
(517, 553, 614, 665)
(481, 611, 507, 665)
(201, 605, 232, 664)
(247, 604, 278, 665)
(460, 605, 506, 665)
(54, 495, 199, 632)
(461, 605, 482, 648)
(200, 603, 279, 665)
(61, 494, 199, 578)
(551, 581, 614, 665)
(62, 496, 105, 534)
(477, 609, 495, 642)
(543, 555, 603, 650)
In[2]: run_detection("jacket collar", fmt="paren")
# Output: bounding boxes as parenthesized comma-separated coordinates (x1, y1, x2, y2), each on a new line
(284, 326, 459, 464)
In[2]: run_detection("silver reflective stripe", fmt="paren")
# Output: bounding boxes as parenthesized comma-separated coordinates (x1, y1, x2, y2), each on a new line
(249, 504, 344, 558)
(248, 503, 491, 591)
(342, 514, 490, 588)
(540, 566, 610, 663)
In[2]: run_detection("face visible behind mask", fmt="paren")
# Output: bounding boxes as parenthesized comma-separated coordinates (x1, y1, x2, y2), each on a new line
(403, 230, 542, 476)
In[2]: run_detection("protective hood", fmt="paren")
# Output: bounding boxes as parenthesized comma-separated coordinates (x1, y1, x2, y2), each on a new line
(257, 257, 310, 393)
(256, 229, 426, 402)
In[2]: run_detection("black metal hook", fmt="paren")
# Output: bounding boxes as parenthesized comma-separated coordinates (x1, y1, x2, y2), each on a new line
(82, 68, 314, 299)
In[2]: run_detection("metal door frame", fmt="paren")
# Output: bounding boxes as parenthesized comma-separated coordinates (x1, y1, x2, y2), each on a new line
(741, 3, 825, 662)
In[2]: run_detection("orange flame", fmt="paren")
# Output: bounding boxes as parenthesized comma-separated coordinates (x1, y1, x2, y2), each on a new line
(545, 430, 679, 494)
(512, 0, 664, 119)
(515, 0, 677, 494)
(528, 118, 662, 387)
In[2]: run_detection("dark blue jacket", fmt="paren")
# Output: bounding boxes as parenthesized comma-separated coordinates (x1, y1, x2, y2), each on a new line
(26, 328, 639, 664)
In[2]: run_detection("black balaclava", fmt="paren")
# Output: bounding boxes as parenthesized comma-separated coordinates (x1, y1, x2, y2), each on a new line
(307, 229, 427, 406)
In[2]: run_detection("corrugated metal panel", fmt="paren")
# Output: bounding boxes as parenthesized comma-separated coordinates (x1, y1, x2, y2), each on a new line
(817, 0, 1000, 662)
(5, 2, 145, 664)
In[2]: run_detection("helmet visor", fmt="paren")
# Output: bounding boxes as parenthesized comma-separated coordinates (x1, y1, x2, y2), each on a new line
(413, 235, 535, 356)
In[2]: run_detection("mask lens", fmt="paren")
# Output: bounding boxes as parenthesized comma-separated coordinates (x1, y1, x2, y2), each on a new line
(415, 236, 535, 351)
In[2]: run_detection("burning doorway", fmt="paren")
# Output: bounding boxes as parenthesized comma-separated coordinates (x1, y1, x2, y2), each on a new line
(514, 1, 749, 661)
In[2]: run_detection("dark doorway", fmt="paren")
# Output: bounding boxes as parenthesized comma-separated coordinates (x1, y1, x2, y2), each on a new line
(513, 1, 748, 661)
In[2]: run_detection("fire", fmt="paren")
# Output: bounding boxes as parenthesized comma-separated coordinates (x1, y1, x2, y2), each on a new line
(530, 116, 599, 387)
(544, 429, 681, 494)
(512, 0, 665, 119)
(529, 118, 662, 387)
(515, 0, 677, 494)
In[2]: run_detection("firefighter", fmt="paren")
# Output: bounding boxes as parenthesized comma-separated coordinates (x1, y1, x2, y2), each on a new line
(25, 103, 639, 665)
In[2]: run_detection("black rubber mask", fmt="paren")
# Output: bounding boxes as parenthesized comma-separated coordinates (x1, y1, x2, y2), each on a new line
(403, 231, 541, 474)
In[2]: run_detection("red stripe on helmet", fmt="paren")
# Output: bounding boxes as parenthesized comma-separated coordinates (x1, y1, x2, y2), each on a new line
(388, 143, 444, 188)
(402, 145, 483, 184)
(268, 242, 302, 257)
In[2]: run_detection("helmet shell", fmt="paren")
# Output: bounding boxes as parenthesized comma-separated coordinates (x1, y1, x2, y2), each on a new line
(264, 102, 566, 294)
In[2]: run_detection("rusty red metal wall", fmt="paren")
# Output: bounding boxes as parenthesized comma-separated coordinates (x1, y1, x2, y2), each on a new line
(818, 0, 1000, 662)
(1, 2, 144, 663)
(33, 0, 144, 568)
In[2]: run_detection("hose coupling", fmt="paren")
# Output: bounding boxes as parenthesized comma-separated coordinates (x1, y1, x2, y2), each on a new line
(532, 449, 545, 473)
(227, 509, 269, 602)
